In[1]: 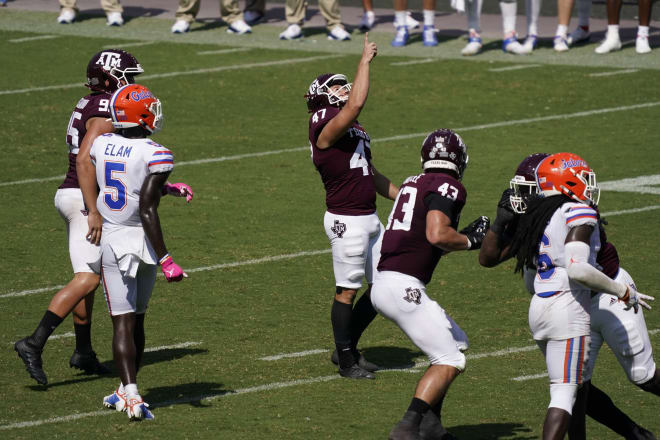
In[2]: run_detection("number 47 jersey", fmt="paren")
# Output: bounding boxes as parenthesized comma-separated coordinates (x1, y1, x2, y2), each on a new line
(90, 133, 174, 227)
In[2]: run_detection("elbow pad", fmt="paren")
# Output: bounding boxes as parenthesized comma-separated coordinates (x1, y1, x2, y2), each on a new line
(565, 241, 627, 298)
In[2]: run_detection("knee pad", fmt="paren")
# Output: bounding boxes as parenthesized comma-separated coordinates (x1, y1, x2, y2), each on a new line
(430, 352, 466, 372)
(549, 383, 577, 414)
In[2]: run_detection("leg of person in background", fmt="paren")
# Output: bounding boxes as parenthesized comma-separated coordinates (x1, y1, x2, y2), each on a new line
(279, 0, 304, 39)
(221, 0, 253, 34)
(422, 0, 438, 46)
(595, 0, 622, 53)
(57, 0, 78, 23)
(462, 0, 483, 55)
(171, 0, 199, 33)
(101, 0, 123, 26)
(567, 0, 591, 44)
(392, 0, 410, 46)
(359, 0, 376, 31)
(501, 0, 528, 54)
(554, 0, 573, 51)
(320, 0, 351, 40)
(523, 0, 542, 52)
(244, 0, 266, 25)
(636, 0, 652, 53)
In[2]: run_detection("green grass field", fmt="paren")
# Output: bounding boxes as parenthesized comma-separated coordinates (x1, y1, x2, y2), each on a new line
(1, 9, 659, 440)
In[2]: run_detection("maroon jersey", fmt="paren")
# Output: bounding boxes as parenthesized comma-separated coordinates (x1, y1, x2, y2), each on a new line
(378, 172, 467, 285)
(59, 92, 112, 189)
(309, 106, 377, 215)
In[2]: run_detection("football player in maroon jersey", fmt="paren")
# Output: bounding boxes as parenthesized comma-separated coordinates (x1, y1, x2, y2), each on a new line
(371, 129, 489, 439)
(307, 34, 399, 379)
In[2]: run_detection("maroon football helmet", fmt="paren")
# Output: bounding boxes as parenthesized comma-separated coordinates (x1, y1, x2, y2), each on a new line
(509, 153, 549, 214)
(86, 49, 144, 93)
(305, 73, 351, 113)
(420, 129, 468, 180)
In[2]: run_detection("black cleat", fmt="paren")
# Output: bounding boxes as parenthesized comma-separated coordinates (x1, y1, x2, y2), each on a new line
(14, 338, 47, 385)
(331, 349, 380, 372)
(390, 411, 423, 440)
(69, 350, 111, 374)
(631, 426, 657, 440)
(338, 364, 376, 380)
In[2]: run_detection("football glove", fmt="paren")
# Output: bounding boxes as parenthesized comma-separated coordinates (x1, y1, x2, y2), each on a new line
(622, 286, 654, 313)
(163, 182, 194, 203)
(159, 254, 188, 282)
(491, 188, 516, 235)
(460, 216, 490, 250)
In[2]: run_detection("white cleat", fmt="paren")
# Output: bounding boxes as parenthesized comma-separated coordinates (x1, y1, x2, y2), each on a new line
(57, 8, 76, 24)
(327, 25, 351, 41)
(126, 395, 154, 421)
(461, 37, 482, 56)
(171, 19, 190, 33)
(106, 11, 124, 26)
(279, 23, 302, 40)
(103, 389, 127, 412)
(636, 35, 651, 54)
(227, 19, 252, 34)
(522, 35, 537, 53)
(359, 11, 375, 31)
(393, 11, 420, 29)
(595, 35, 622, 54)
(503, 37, 529, 55)
(567, 26, 590, 45)
(553, 35, 570, 52)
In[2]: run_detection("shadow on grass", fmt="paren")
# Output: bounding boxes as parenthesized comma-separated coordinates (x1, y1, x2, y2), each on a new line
(448, 422, 534, 439)
(361, 345, 423, 369)
(145, 382, 233, 408)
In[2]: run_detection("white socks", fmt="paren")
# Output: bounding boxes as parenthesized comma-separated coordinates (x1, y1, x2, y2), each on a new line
(423, 9, 435, 27)
(500, 2, 517, 36)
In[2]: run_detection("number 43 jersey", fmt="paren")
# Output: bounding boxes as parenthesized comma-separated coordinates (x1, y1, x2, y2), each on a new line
(90, 133, 174, 227)
(309, 106, 376, 216)
(378, 172, 466, 285)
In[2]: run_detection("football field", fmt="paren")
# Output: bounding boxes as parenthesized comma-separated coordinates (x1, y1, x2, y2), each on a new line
(1, 8, 659, 439)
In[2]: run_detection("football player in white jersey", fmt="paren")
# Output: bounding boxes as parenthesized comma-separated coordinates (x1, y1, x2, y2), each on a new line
(505, 152, 653, 439)
(90, 84, 188, 421)
(480, 153, 657, 439)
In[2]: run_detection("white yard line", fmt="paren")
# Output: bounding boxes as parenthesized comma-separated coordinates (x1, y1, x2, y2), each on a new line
(9, 35, 57, 43)
(144, 341, 202, 352)
(589, 69, 639, 77)
(599, 174, 660, 195)
(511, 372, 549, 382)
(197, 48, 252, 55)
(390, 58, 436, 66)
(259, 349, 329, 361)
(102, 41, 157, 49)
(3, 101, 660, 188)
(601, 205, 660, 217)
(489, 64, 541, 72)
(0, 54, 343, 97)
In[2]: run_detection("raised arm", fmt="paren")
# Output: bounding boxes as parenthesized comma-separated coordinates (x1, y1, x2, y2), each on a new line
(317, 34, 378, 149)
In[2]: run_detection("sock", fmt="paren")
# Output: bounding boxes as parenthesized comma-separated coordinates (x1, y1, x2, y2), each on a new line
(74, 323, 93, 353)
(423, 9, 435, 27)
(349, 289, 377, 351)
(500, 2, 517, 36)
(124, 383, 139, 398)
(29, 310, 64, 349)
(525, 0, 541, 36)
(607, 24, 620, 39)
(586, 382, 638, 437)
(118, 382, 125, 394)
(408, 397, 431, 415)
(556, 24, 568, 37)
(467, 0, 482, 32)
(577, 0, 591, 28)
(638, 25, 649, 38)
(395, 10, 407, 28)
(331, 299, 354, 368)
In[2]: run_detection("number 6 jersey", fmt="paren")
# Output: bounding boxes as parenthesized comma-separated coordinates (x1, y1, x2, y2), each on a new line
(90, 133, 174, 227)
(309, 106, 377, 216)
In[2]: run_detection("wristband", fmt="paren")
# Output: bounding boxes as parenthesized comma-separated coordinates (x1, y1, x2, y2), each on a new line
(465, 236, 472, 250)
(159, 253, 171, 266)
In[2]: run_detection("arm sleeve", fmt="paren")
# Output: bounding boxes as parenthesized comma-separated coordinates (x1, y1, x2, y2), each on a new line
(565, 241, 628, 298)
(148, 147, 174, 174)
(424, 193, 456, 220)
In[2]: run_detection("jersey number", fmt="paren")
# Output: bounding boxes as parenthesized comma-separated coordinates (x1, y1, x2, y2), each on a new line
(437, 182, 458, 201)
(386, 186, 417, 232)
(311, 108, 326, 123)
(104, 161, 127, 211)
(537, 233, 556, 280)
(350, 139, 370, 176)
(66, 111, 82, 148)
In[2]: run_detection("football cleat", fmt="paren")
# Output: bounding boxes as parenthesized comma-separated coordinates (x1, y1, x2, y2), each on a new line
(106, 12, 124, 27)
(392, 26, 409, 47)
(461, 35, 482, 56)
(567, 26, 590, 45)
(14, 338, 47, 385)
(57, 8, 76, 24)
(423, 26, 438, 47)
(553, 35, 570, 52)
(338, 364, 376, 379)
(103, 388, 128, 412)
(636, 35, 651, 54)
(279, 23, 303, 40)
(327, 26, 351, 41)
(126, 396, 155, 421)
(171, 19, 190, 34)
(70, 350, 111, 374)
(390, 411, 422, 440)
(331, 349, 380, 372)
(227, 19, 252, 35)
(503, 35, 529, 54)
(359, 11, 376, 32)
(243, 10, 264, 25)
(522, 35, 537, 52)
(595, 34, 621, 54)
(420, 411, 455, 440)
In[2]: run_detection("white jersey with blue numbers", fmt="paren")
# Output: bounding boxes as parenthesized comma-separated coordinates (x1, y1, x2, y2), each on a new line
(529, 202, 600, 340)
(90, 133, 174, 227)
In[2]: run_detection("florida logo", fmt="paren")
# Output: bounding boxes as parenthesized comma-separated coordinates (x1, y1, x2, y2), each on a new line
(331, 220, 346, 238)
(403, 287, 422, 305)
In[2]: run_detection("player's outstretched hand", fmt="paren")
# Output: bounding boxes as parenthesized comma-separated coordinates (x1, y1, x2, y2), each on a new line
(163, 182, 194, 203)
(491, 188, 516, 235)
(160, 254, 188, 282)
(623, 287, 654, 313)
(362, 33, 377, 63)
(86, 211, 103, 245)
(460, 216, 490, 250)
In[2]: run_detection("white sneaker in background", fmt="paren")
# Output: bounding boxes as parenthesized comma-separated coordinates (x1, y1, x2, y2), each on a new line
(359, 11, 375, 31)
(227, 19, 252, 34)
(567, 26, 590, 45)
(636, 35, 651, 54)
(553, 35, 570, 52)
(279, 23, 302, 40)
(595, 35, 621, 54)
(327, 26, 351, 41)
(106, 11, 124, 26)
(57, 8, 76, 24)
(171, 19, 190, 34)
